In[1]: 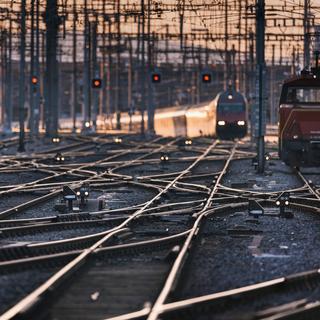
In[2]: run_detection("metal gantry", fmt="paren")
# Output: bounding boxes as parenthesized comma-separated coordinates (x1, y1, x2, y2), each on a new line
(0, 0, 318, 143)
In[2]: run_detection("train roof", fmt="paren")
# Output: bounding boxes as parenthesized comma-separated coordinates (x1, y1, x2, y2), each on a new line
(283, 74, 320, 87)
(216, 90, 246, 104)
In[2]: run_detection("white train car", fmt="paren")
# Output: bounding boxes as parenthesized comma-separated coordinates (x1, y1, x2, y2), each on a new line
(98, 90, 247, 138)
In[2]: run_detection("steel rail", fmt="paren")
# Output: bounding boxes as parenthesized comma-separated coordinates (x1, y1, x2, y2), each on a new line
(0, 136, 168, 219)
(146, 142, 238, 320)
(0, 136, 165, 198)
(0, 139, 220, 318)
(295, 169, 320, 201)
(0, 228, 128, 320)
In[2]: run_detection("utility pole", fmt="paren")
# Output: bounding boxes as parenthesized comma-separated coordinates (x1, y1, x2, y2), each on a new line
(83, 0, 90, 129)
(270, 44, 275, 125)
(232, 44, 236, 89)
(304, 0, 310, 68)
(115, 0, 121, 130)
(91, 19, 99, 131)
(244, 0, 249, 100)
(0, 34, 4, 127)
(128, 38, 133, 131)
(45, 0, 59, 137)
(224, 0, 229, 89)
(5, 3, 13, 133)
(237, 0, 242, 91)
(41, 30, 45, 130)
(34, 0, 40, 135)
(140, 0, 146, 135)
(107, 18, 112, 123)
(101, 2, 107, 118)
(256, 0, 265, 173)
(18, 0, 26, 152)
(147, 0, 154, 134)
(29, 0, 35, 136)
(72, 0, 77, 132)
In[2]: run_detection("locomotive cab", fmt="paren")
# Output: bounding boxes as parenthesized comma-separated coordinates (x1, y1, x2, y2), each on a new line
(215, 90, 248, 139)
(279, 75, 320, 166)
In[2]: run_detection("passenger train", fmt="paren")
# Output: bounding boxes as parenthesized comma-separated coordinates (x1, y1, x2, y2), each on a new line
(279, 69, 320, 166)
(98, 89, 248, 139)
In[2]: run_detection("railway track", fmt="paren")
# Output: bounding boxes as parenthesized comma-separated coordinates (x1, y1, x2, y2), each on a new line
(0, 136, 244, 319)
(0, 134, 319, 320)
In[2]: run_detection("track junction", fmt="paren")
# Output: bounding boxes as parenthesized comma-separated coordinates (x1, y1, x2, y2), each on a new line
(0, 133, 319, 320)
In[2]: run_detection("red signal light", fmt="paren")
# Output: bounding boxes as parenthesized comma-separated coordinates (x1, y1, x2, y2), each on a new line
(152, 73, 161, 83)
(92, 78, 102, 88)
(31, 76, 38, 85)
(202, 73, 211, 83)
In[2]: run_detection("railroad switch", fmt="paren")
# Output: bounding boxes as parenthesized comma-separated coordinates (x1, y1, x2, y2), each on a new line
(248, 199, 264, 218)
(276, 192, 293, 218)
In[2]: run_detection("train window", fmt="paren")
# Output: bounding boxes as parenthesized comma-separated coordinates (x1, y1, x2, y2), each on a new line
(286, 87, 320, 104)
(218, 104, 245, 113)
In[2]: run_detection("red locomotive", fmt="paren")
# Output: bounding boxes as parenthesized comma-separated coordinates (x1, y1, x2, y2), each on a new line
(279, 67, 320, 166)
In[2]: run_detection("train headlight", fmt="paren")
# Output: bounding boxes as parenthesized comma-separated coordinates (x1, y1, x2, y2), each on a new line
(218, 120, 226, 126)
(228, 94, 233, 100)
(293, 135, 298, 139)
(237, 120, 245, 126)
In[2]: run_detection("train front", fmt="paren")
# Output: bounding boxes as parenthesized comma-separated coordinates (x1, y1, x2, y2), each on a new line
(216, 90, 248, 139)
(279, 72, 320, 166)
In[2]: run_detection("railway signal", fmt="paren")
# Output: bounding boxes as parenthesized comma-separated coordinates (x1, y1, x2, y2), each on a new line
(91, 78, 102, 88)
(160, 153, 169, 161)
(202, 73, 212, 83)
(55, 152, 65, 162)
(151, 73, 161, 83)
(31, 76, 38, 85)
(276, 192, 292, 218)
(77, 183, 90, 206)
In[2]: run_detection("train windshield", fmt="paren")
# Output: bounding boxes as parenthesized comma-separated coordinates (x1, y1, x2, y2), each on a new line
(286, 87, 320, 104)
(218, 103, 245, 113)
